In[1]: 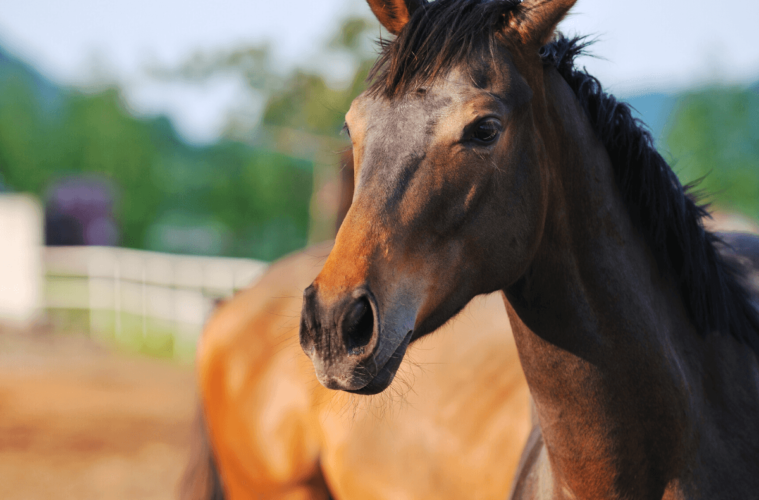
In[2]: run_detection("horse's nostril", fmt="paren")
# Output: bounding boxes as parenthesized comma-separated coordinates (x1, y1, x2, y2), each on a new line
(342, 296, 374, 354)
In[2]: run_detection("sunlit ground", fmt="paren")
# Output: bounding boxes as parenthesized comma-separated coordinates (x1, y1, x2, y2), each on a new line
(0, 324, 195, 500)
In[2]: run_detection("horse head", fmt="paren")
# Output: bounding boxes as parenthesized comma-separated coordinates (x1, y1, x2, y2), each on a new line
(300, 0, 577, 394)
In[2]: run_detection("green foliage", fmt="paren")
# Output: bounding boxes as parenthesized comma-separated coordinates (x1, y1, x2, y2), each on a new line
(329, 17, 376, 51)
(58, 90, 165, 248)
(0, 71, 57, 194)
(156, 16, 379, 139)
(262, 60, 374, 136)
(0, 54, 312, 260)
(260, 17, 377, 137)
(199, 144, 312, 259)
(665, 86, 759, 220)
(0, 15, 382, 260)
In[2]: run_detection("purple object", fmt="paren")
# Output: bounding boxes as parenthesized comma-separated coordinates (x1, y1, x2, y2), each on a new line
(45, 176, 119, 246)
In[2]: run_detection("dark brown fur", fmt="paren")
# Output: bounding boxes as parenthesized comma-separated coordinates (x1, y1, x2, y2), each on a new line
(335, 150, 355, 233)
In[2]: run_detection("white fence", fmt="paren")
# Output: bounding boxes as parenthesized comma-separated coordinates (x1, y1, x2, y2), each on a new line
(44, 246, 267, 360)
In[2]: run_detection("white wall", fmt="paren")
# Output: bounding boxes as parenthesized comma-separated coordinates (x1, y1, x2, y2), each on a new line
(0, 194, 43, 325)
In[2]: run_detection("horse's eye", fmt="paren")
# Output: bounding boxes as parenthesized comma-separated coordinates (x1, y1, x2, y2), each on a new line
(470, 119, 501, 145)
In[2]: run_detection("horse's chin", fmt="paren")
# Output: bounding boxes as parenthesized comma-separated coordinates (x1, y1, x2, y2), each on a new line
(346, 331, 412, 395)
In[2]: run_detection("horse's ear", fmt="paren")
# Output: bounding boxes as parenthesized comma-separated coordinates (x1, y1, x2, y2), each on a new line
(513, 0, 577, 46)
(366, 0, 425, 35)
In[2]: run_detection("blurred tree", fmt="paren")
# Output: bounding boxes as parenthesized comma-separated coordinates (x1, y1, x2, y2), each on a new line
(665, 86, 759, 220)
(0, 48, 312, 260)
(155, 15, 379, 140)
(146, 15, 381, 243)
(261, 17, 378, 137)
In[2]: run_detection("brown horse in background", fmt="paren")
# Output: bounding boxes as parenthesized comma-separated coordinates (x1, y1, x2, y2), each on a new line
(180, 150, 532, 500)
(301, 0, 759, 499)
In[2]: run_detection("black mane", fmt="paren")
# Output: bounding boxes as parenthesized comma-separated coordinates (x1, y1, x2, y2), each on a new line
(368, 0, 759, 350)
(544, 35, 759, 351)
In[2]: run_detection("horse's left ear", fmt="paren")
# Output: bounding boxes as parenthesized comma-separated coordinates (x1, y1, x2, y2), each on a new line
(513, 0, 577, 46)
(365, 0, 425, 35)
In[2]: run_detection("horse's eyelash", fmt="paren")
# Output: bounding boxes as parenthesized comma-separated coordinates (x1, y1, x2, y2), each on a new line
(341, 123, 351, 137)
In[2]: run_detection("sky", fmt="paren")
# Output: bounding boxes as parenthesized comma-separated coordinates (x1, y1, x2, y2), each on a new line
(1, 0, 758, 144)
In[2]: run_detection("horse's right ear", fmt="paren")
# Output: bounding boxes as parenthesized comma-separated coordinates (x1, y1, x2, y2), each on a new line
(366, 0, 425, 35)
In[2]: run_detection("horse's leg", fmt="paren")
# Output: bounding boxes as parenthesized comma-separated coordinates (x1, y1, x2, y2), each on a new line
(178, 405, 225, 500)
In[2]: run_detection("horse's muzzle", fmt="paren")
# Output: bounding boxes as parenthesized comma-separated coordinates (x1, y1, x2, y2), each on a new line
(299, 283, 414, 394)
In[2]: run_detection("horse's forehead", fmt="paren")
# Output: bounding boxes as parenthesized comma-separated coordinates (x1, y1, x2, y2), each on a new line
(349, 53, 522, 126)
(353, 91, 452, 124)
(351, 77, 487, 137)
(348, 93, 447, 159)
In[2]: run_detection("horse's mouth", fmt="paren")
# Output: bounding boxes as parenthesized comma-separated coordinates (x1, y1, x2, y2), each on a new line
(347, 330, 413, 395)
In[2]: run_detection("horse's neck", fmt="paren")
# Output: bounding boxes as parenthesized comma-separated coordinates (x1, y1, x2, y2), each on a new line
(504, 69, 757, 499)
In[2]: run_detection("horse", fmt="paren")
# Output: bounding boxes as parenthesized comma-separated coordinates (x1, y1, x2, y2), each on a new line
(181, 150, 533, 500)
(300, 1, 759, 498)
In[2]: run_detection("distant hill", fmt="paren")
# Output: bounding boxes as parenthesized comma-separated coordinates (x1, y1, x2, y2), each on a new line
(625, 79, 759, 142)
(0, 46, 65, 118)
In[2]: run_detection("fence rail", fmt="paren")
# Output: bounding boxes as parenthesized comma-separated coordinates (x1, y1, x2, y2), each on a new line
(43, 246, 268, 360)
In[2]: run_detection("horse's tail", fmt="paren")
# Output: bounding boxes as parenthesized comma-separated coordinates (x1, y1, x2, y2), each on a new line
(178, 404, 225, 500)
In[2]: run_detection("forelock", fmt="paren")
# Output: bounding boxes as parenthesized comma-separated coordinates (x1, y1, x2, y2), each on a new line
(368, 0, 523, 97)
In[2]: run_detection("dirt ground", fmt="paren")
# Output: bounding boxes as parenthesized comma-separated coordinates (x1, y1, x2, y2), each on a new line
(0, 326, 197, 500)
